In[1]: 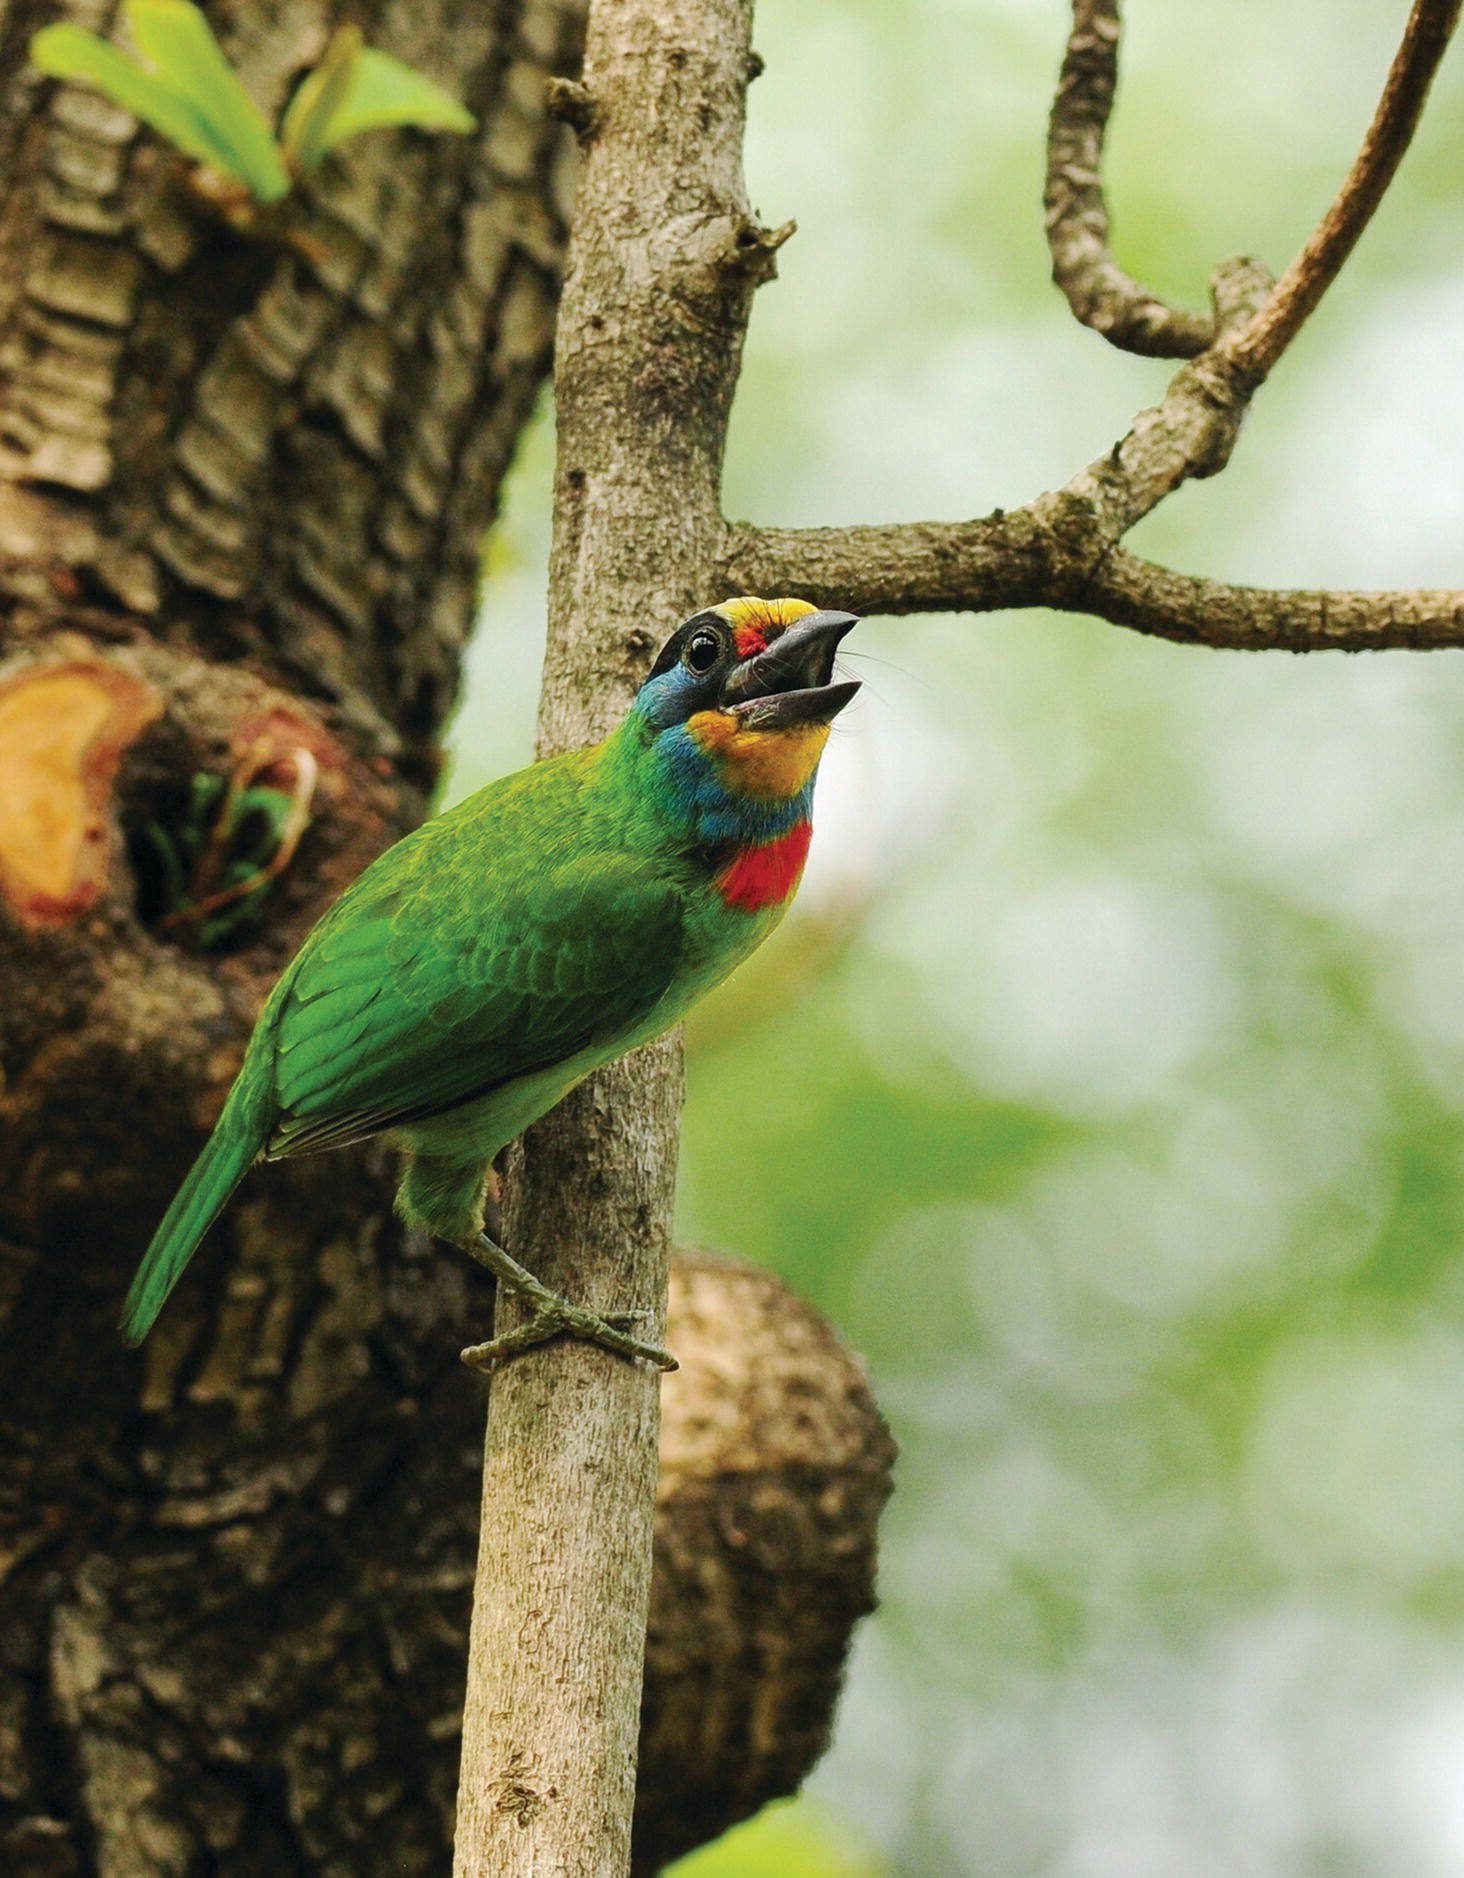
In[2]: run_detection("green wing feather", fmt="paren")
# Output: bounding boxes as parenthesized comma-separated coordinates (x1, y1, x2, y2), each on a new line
(265, 813, 688, 1157)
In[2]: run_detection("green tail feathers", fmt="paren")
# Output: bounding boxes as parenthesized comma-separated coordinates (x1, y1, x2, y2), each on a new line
(120, 1119, 261, 1346)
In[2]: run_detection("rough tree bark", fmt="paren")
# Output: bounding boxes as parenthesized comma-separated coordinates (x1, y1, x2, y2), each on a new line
(0, 2, 578, 1869)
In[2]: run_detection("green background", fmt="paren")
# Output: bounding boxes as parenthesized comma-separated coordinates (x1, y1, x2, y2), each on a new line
(447, 3, 1464, 1872)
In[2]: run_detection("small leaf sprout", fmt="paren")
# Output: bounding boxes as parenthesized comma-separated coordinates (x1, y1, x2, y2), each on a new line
(31, 1, 475, 210)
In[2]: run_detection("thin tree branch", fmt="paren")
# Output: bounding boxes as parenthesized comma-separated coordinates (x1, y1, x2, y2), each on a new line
(717, 515, 1037, 617)
(717, 262, 1277, 626)
(1044, 0, 1216, 357)
(1081, 547, 1464, 651)
(1221, 0, 1462, 381)
(451, 0, 773, 1872)
(718, 513, 1464, 653)
(1062, 255, 1274, 538)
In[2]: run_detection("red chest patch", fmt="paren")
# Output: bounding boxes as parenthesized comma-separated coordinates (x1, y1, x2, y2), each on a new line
(716, 821, 812, 913)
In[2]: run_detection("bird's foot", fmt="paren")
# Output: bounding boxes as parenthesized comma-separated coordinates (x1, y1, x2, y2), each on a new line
(460, 1232, 677, 1373)
(460, 1305, 675, 1373)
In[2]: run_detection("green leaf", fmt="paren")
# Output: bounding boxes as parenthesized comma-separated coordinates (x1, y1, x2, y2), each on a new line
(277, 24, 363, 172)
(295, 44, 476, 160)
(125, 0, 290, 201)
(30, 22, 238, 174)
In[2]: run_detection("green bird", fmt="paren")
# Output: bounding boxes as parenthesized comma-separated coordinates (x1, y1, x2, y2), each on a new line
(122, 597, 859, 1369)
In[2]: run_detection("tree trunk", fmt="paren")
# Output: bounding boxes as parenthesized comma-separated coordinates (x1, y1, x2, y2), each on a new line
(0, 3, 574, 1870)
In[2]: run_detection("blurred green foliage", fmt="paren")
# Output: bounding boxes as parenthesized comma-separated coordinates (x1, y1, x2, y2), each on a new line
(669, 1799, 886, 1878)
(450, 3, 1464, 1873)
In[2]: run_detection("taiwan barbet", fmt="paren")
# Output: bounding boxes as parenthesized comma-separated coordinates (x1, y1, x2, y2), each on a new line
(121, 598, 859, 1370)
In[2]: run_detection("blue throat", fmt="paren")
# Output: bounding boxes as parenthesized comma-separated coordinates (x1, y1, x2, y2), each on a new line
(631, 708, 815, 847)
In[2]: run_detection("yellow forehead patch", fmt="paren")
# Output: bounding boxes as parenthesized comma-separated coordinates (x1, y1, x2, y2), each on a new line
(715, 596, 819, 631)
(687, 709, 830, 799)
(713, 596, 819, 660)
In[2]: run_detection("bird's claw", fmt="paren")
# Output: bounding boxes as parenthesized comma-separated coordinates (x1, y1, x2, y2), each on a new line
(460, 1302, 677, 1374)
(461, 1230, 677, 1372)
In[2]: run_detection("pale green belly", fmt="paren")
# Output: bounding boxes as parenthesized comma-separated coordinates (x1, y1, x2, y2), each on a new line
(387, 1040, 613, 1162)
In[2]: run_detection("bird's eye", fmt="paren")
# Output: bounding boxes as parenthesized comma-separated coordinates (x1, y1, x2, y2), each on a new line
(683, 628, 721, 674)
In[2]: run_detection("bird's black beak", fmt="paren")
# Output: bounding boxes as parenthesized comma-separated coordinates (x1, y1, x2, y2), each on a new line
(718, 609, 861, 730)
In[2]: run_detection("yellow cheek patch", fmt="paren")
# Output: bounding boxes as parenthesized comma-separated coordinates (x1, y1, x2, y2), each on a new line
(687, 709, 831, 799)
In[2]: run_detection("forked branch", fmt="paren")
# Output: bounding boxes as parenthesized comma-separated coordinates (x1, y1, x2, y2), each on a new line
(729, 0, 1464, 654)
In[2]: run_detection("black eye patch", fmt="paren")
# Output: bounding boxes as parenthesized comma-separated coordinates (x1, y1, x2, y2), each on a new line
(648, 609, 726, 679)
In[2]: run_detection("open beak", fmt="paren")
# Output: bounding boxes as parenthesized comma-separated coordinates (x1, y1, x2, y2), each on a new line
(718, 609, 861, 730)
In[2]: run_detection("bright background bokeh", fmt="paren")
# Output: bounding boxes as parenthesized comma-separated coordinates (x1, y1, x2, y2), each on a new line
(445, 3, 1464, 1872)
